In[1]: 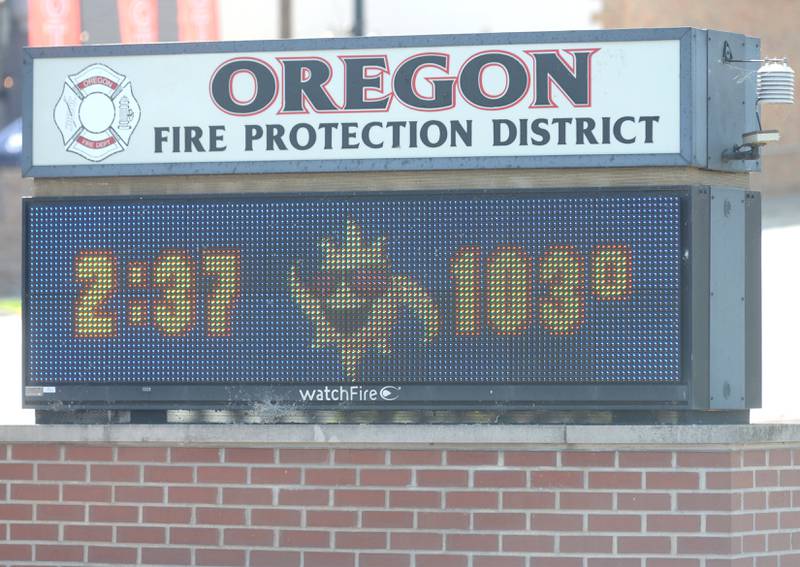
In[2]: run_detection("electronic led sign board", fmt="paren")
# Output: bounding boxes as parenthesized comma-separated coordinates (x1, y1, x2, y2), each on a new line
(23, 188, 759, 411)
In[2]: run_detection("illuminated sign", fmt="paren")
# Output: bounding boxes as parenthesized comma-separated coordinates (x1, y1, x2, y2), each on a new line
(25, 29, 704, 177)
(25, 188, 753, 410)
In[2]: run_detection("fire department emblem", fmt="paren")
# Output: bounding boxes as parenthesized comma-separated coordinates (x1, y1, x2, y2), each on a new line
(53, 63, 141, 162)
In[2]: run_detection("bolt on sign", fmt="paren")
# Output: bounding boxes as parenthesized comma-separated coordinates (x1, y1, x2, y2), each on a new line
(23, 29, 702, 176)
(22, 29, 761, 414)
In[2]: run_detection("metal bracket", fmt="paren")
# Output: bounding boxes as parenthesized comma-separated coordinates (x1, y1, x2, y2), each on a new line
(722, 39, 770, 64)
(722, 143, 761, 161)
(723, 131, 780, 161)
(723, 40, 734, 63)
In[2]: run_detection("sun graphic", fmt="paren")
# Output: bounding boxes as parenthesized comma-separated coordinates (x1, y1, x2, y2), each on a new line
(289, 220, 440, 380)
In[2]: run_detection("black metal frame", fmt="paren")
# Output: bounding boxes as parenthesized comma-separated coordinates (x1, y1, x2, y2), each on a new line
(22, 186, 709, 411)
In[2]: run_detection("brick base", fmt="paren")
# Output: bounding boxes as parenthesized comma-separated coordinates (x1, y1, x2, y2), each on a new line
(0, 426, 798, 566)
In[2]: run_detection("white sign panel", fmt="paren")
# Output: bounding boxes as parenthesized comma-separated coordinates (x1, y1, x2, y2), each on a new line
(25, 31, 689, 177)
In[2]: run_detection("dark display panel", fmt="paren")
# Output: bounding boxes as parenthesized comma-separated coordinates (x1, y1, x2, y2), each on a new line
(24, 191, 683, 400)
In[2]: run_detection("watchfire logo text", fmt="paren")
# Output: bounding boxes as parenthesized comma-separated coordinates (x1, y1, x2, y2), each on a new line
(298, 385, 401, 402)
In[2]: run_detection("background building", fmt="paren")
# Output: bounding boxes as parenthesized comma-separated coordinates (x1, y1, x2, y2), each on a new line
(598, 0, 800, 206)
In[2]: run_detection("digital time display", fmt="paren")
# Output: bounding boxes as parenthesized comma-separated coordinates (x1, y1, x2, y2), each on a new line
(24, 190, 684, 404)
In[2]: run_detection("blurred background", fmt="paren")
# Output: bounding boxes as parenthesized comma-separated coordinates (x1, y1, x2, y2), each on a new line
(0, 0, 797, 423)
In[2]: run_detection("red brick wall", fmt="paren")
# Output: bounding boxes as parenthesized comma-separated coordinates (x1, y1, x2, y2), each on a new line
(0, 443, 798, 566)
